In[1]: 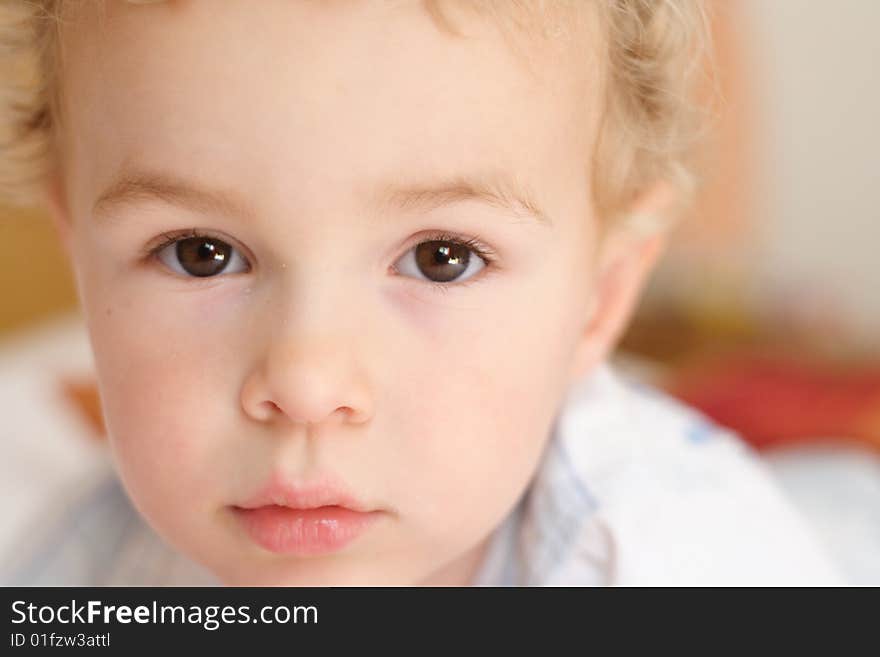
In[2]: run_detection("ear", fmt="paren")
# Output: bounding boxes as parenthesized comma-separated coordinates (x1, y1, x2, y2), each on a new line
(44, 169, 74, 260)
(567, 181, 677, 385)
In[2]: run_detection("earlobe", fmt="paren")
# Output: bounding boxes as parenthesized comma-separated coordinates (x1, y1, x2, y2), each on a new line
(567, 181, 677, 386)
(567, 232, 667, 385)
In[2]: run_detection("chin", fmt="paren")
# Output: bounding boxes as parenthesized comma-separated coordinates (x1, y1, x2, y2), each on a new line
(209, 555, 415, 587)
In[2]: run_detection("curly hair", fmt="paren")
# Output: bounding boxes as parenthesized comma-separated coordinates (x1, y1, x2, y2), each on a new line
(0, 0, 714, 228)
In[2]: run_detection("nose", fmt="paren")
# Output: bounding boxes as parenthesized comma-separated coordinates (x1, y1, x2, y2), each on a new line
(240, 327, 375, 429)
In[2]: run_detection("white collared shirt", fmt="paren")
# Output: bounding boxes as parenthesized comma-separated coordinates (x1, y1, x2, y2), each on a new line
(472, 364, 843, 585)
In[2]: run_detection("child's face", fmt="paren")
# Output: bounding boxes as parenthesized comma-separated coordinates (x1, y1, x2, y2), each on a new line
(48, 0, 655, 585)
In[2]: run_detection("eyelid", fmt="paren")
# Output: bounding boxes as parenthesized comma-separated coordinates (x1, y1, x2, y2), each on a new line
(395, 230, 497, 265)
(144, 228, 242, 257)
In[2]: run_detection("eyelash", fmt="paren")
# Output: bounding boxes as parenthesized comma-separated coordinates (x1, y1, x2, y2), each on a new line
(145, 228, 498, 291)
(147, 228, 223, 258)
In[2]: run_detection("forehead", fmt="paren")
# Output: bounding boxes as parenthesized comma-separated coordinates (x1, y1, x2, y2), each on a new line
(57, 0, 602, 225)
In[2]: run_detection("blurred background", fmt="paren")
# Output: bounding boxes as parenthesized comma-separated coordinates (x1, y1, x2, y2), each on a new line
(621, 0, 880, 451)
(1, 1, 878, 584)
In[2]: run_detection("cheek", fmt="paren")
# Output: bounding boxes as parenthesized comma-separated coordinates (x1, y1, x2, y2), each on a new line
(82, 278, 242, 528)
(382, 270, 585, 540)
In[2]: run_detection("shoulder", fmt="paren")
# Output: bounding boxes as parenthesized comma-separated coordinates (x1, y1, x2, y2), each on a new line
(543, 363, 843, 585)
(1, 473, 216, 586)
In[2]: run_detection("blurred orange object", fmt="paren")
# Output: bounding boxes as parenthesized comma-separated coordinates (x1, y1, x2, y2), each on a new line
(666, 352, 880, 452)
(58, 375, 106, 441)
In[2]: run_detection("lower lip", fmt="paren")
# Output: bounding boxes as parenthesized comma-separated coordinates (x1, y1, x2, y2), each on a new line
(232, 505, 381, 556)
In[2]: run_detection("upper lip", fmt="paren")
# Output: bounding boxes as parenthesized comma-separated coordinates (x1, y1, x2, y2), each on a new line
(234, 472, 373, 512)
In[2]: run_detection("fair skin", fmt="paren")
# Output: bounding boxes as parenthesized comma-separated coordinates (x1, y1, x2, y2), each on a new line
(46, 0, 669, 585)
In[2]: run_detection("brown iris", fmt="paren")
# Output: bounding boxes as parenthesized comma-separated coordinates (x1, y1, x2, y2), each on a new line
(415, 240, 471, 282)
(175, 237, 231, 277)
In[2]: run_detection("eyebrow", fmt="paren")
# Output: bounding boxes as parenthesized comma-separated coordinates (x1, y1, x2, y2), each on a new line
(92, 167, 553, 227)
(93, 170, 256, 223)
(371, 174, 552, 226)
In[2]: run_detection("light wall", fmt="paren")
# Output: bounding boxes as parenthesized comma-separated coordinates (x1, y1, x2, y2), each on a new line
(0, 206, 78, 337)
(745, 0, 880, 345)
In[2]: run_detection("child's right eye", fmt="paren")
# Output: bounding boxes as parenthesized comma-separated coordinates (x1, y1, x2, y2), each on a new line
(151, 230, 250, 278)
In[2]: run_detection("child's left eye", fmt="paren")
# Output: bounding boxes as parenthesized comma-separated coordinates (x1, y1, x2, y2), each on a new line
(151, 231, 250, 278)
(392, 233, 495, 287)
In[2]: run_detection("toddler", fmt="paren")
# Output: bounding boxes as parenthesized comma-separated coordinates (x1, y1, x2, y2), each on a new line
(0, 0, 839, 585)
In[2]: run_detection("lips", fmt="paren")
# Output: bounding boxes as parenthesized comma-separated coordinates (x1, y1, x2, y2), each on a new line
(231, 475, 383, 556)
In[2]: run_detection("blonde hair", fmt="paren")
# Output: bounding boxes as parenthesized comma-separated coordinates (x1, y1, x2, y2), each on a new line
(0, 0, 714, 228)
